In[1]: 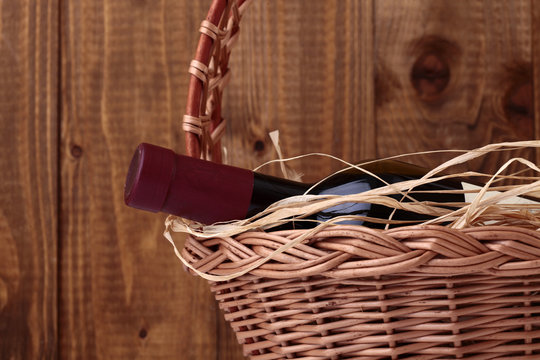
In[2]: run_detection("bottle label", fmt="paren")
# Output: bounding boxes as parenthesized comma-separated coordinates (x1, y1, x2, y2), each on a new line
(461, 182, 540, 205)
(316, 180, 372, 225)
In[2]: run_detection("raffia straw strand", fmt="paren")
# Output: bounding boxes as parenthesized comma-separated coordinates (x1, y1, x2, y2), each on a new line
(165, 141, 540, 282)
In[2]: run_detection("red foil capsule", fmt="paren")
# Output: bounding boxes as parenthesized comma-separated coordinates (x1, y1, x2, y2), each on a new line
(124, 143, 254, 224)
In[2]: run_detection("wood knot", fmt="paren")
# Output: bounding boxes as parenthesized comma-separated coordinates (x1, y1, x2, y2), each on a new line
(411, 53, 450, 101)
(502, 66, 533, 137)
(505, 82, 533, 118)
(70, 144, 83, 158)
(0, 279, 7, 311)
(409, 35, 461, 103)
(253, 140, 265, 153)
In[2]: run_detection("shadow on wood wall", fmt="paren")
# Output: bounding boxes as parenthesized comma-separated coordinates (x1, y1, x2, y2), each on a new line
(0, 0, 538, 359)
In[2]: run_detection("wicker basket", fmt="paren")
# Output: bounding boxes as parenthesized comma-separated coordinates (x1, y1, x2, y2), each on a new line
(179, 1, 540, 358)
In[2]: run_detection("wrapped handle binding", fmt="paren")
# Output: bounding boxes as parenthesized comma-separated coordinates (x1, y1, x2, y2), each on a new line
(184, 0, 250, 162)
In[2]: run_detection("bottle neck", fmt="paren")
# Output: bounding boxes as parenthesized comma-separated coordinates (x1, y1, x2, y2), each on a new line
(161, 154, 255, 224)
(246, 172, 309, 218)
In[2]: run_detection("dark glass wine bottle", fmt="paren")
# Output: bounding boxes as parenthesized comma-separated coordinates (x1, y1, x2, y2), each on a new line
(124, 143, 468, 228)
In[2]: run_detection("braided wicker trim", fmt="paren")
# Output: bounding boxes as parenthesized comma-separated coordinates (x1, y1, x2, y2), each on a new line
(171, 225, 540, 282)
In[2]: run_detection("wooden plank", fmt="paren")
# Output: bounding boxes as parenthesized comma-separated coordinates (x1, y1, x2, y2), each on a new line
(534, 0, 540, 164)
(59, 0, 239, 359)
(375, 0, 534, 172)
(0, 1, 59, 359)
(224, 0, 376, 182)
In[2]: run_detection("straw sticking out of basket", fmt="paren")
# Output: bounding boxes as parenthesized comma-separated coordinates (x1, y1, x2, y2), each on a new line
(169, 140, 540, 236)
(164, 140, 540, 282)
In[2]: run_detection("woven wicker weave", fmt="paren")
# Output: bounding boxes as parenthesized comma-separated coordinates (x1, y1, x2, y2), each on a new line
(181, 1, 540, 358)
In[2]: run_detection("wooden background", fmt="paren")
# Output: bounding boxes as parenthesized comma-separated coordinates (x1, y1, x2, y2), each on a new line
(1, 0, 539, 359)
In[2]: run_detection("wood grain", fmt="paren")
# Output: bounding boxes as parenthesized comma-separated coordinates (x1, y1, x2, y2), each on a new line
(0, 0, 537, 359)
(59, 0, 239, 359)
(224, 0, 376, 182)
(0, 1, 58, 359)
(534, 0, 540, 163)
(375, 0, 536, 173)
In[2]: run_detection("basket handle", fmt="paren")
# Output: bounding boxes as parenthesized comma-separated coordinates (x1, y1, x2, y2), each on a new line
(184, 0, 250, 162)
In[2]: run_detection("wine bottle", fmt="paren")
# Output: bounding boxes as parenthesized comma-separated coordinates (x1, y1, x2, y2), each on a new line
(124, 143, 474, 228)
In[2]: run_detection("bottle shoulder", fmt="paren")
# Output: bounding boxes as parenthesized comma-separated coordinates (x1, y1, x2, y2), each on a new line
(345, 159, 430, 178)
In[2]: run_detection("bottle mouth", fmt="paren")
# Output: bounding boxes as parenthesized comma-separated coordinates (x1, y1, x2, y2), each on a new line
(123, 143, 176, 213)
